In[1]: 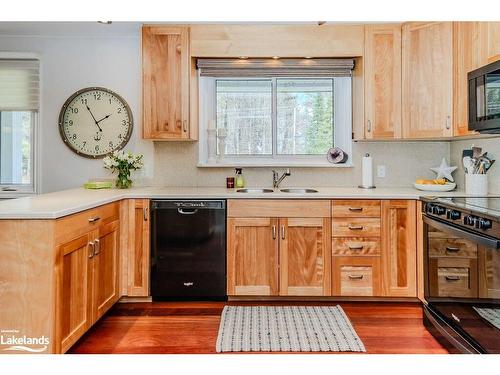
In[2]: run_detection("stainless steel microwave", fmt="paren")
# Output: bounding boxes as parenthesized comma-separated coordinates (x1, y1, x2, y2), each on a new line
(468, 60, 500, 133)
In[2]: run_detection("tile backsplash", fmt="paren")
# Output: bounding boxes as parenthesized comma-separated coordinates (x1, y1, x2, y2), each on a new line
(153, 141, 450, 188)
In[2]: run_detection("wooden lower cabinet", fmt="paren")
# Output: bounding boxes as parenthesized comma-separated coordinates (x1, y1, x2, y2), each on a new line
(332, 256, 381, 296)
(280, 217, 331, 296)
(429, 258, 478, 298)
(227, 217, 279, 296)
(381, 200, 417, 297)
(56, 233, 94, 354)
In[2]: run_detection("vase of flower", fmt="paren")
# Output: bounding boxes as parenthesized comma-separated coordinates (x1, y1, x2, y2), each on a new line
(103, 151, 144, 189)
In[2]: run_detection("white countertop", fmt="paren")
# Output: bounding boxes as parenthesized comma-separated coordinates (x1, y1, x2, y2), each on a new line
(0, 186, 469, 219)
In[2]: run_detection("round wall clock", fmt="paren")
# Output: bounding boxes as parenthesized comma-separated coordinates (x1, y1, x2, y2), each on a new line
(58, 87, 133, 158)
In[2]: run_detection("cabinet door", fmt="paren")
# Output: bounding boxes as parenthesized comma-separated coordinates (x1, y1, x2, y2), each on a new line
(55, 233, 93, 353)
(381, 200, 417, 297)
(478, 22, 500, 64)
(142, 26, 191, 140)
(227, 217, 279, 296)
(453, 22, 481, 137)
(402, 22, 453, 138)
(127, 199, 150, 296)
(364, 24, 402, 139)
(93, 221, 120, 320)
(279, 218, 331, 296)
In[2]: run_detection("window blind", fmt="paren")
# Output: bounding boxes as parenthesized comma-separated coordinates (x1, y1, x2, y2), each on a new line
(0, 59, 40, 111)
(197, 58, 355, 77)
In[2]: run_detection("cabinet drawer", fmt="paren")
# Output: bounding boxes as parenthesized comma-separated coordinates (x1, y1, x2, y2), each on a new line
(332, 256, 381, 296)
(429, 238, 478, 258)
(55, 202, 120, 244)
(332, 237, 381, 256)
(331, 200, 381, 217)
(227, 199, 330, 218)
(332, 218, 380, 237)
(429, 258, 478, 298)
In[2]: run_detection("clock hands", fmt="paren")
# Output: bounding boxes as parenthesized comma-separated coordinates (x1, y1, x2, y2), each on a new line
(96, 114, 111, 124)
(85, 104, 103, 132)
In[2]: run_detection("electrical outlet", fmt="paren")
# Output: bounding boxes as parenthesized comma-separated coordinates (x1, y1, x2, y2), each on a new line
(377, 165, 386, 178)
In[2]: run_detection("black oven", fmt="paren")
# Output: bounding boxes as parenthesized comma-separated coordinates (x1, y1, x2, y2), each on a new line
(422, 199, 500, 353)
(468, 60, 500, 133)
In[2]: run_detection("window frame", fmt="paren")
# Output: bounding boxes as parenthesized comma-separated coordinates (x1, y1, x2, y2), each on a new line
(198, 74, 353, 167)
(0, 52, 40, 198)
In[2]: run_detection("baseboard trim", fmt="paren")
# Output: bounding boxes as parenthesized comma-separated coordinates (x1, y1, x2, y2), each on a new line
(228, 296, 420, 303)
(119, 296, 152, 303)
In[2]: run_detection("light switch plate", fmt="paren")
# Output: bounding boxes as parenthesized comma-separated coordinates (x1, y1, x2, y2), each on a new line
(377, 165, 386, 178)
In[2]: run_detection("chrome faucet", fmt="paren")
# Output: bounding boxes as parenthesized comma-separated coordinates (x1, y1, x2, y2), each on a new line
(272, 169, 291, 189)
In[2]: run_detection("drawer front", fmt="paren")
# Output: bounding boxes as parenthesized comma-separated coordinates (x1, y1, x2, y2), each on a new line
(340, 266, 373, 296)
(332, 218, 380, 237)
(429, 238, 478, 258)
(429, 258, 478, 298)
(331, 200, 381, 217)
(55, 202, 120, 244)
(437, 268, 471, 297)
(227, 199, 330, 218)
(332, 237, 381, 256)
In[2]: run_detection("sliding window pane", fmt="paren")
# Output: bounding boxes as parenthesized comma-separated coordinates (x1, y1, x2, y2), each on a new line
(0, 111, 32, 185)
(276, 79, 334, 155)
(216, 80, 272, 155)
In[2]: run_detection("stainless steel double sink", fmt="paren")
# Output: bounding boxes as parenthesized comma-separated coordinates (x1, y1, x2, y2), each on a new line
(236, 188, 318, 194)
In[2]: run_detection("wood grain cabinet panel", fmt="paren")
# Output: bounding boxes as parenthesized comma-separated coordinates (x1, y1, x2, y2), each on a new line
(332, 217, 381, 237)
(332, 237, 381, 256)
(56, 234, 93, 354)
(279, 218, 331, 296)
(429, 237, 478, 259)
(429, 258, 478, 298)
(227, 217, 279, 296)
(402, 22, 453, 139)
(478, 22, 500, 64)
(331, 199, 381, 218)
(332, 256, 381, 297)
(381, 200, 417, 297)
(142, 26, 192, 140)
(478, 245, 500, 299)
(364, 24, 402, 139)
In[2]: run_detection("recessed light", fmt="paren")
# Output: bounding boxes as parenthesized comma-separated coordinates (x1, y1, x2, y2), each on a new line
(98, 21, 112, 25)
(304, 56, 313, 59)
(272, 56, 280, 60)
(317, 21, 326, 26)
(239, 56, 248, 60)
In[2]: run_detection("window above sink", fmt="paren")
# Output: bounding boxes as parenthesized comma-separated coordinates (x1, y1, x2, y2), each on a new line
(197, 58, 353, 168)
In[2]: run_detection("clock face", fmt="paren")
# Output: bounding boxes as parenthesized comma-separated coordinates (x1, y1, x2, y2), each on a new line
(58, 87, 133, 158)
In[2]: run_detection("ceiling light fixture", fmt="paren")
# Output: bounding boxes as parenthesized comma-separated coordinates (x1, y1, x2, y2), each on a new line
(239, 56, 248, 60)
(272, 56, 280, 60)
(97, 21, 112, 25)
(317, 21, 326, 26)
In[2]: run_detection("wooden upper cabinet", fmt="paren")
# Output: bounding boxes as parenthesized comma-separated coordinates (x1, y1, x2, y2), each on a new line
(56, 233, 93, 354)
(227, 217, 279, 296)
(279, 217, 331, 296)
(402, 22, 453, 138)
(381, 200, 417, 297)
(478, 22, 500, 64)
(142, 26, 193, 140)
(364, 24, 402, 139)
(93, 221, 120, 320)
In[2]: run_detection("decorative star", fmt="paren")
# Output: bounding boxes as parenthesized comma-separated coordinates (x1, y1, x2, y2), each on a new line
(430, 158, 457, 182)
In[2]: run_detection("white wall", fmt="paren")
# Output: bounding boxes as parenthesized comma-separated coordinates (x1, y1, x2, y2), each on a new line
(0, 26, 154, 193)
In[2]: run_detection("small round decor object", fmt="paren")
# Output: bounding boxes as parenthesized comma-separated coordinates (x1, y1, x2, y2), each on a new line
(58, 87, 133, 158)
(327, 147, 348, 164)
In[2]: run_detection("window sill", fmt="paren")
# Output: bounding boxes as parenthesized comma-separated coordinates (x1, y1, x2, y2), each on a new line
(197, 160, 353, 168)
(0, 190, 36, 199)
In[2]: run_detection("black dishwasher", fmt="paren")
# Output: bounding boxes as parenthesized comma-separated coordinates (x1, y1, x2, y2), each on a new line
(150, 200, 227, 301)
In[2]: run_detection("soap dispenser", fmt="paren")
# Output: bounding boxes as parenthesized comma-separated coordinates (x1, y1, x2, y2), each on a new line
(235, 168, 245, 188)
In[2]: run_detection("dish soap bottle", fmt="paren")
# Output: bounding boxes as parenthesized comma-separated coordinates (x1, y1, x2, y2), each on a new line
(235, 168, 245, 188)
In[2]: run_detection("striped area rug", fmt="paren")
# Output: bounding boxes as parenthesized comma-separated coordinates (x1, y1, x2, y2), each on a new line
(216, 306, 366, 352)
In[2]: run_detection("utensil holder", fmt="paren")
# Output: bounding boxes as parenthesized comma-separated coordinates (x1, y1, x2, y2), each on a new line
(465, 174, 488, 196)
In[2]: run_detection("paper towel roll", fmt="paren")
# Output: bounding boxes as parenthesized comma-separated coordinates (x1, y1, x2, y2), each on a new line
(361, 153, 374, 188)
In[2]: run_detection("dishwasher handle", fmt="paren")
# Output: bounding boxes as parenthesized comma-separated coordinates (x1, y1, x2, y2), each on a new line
(178, 208, 198, 215)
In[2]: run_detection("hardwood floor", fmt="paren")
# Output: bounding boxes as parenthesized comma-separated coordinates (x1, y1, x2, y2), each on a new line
(69, 301, 448, 354)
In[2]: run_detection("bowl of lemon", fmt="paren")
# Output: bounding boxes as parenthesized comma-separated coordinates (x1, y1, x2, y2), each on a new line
(414, 178, 456, 192)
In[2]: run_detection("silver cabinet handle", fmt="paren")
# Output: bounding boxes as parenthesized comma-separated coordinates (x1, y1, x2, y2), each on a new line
(445, 246, 460, 253)
(143, 207, 148, 221)
(348, 225, 364, 230)
(88, 216, 101, 223)
(281, 225, 285, 240)
(88, 241, 95, 258)
(445, 276, 460, 281)
(272, 225, 276, 240)
(348, 207, 363, 212)
(94, 239, 100, 255)
(348, 275, 364, 280)
(445, 115, 451, 130)
(348, 245, 364, 250)
(183, 120, 188, 133)
(367, 120, 372, 133)
(177, 208, 198, 215)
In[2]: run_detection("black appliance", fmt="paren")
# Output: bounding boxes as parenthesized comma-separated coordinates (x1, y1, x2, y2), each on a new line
(468, 60, 500, 133)
(150, 199, 227, 301)
(422, 196, 500, 353)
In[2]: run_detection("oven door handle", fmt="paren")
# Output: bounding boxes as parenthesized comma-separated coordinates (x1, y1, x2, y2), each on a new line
(424, 216, 500, 249)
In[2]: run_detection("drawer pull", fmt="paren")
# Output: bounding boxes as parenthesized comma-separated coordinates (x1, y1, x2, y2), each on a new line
(348, 274, 364, 280)
(348, 207, 363, 212)
(281, 225, 286, 240)
(88, 216, 101, 223)
(143, 207, 148, 222)
(94, 239, 100, 255)
(445, 276, 461, 281)
(445, 247, 460, 253)
(272, 225, 277, 240)
(348, 225, 364, 230)
(348, 245, 364, 250)
(88, 241, 95, 258)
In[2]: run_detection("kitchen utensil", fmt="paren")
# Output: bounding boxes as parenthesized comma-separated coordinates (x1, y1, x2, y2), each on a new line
(463, 156, 474, 174)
